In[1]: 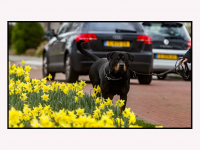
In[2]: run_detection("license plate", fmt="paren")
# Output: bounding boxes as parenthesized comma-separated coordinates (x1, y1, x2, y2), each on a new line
(155, 54, 177, 60)
(104, 41, 130, 47)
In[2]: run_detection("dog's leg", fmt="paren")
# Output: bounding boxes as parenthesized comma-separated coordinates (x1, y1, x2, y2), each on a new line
(102, 92, 114, 100)
(120, 94, 127, 112)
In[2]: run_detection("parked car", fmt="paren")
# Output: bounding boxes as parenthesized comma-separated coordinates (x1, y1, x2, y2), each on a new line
(43, 22, 153, 84)
(142, 22, 191, 80)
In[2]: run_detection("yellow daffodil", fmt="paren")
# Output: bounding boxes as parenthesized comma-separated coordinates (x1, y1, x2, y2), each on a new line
(16, 68, 25, 77)
(77, 85, 82, 91)
(30, 119, 41, 128)
(63, 87, 69, 94)
(79, 80, 86, 88)
(93, 85, 101, 94)
(34, 84, 40, 93)
(41, 78, 47, 85)
(104, 98, 113, 107)
(95, 97, 102, 104)
(116, 99, 125, 108)
(9, 78, 15, 84)
(96, 85, 101, 93)
(122, 108, 131, 118)
(47, 73, 52, 81)
(18, 123, 25, 128)
(155, 125, 163, 128)
(91, 92, 96, 98)
(9, 107, 21, 126)
(9, 69, 15, 74)
(23, 105, 31, 115)
(41, 93, 49, 101)
(93, 112, 99, 119)
(99, 103, 105, 110)
(60, 82, 66, 90)
(24, 71, 29, 77)
(116, 118, 124, 126)
(32, 78, 38, 85)
(38, 103, 43, 111)
(100, 115, 114, 126)
(20, 93, 27, 101)
(15, 88, 22, 94)
(9, 83, 15, 91)
(73, 82, 79, 91)
(12, 64, 16, 70)
(76, 108, 84, 116)
(16, 80, 21, 85)
(93, 107, 101, 118)
(129, 112, 136, 125)
(106, 109, 114, 117)
(32, 107, 40, 117)
(76, 90, 84, 97)
(21, 60, 25, 65)
(43, 85, 49, 93)
(74, 96, 79, 103)
(39, 114, 54, 127)
(25, 76, 30, 82)
(25, 65, 31, 72)
(129, 125, 143, 128)
(67, 83, 73, 90)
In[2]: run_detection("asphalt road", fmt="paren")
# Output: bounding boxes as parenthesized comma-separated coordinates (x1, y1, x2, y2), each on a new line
(9, 55, 192, 128)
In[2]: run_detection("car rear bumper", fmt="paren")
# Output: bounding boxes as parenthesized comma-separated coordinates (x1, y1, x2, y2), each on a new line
(153, 49, 191, 73)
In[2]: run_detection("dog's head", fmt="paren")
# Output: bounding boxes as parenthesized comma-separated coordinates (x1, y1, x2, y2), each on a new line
(107, 52, 134, 73)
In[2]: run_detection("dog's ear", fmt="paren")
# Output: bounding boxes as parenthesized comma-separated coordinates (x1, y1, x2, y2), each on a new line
(107, 52, 115, 61)
(127, 53, 134, 62)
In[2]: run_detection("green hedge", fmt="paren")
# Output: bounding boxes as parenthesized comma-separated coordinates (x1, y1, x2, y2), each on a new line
(11, 22, 45, 54)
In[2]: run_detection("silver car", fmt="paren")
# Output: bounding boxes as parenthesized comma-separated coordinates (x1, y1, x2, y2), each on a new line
(142, 22, 191, 80)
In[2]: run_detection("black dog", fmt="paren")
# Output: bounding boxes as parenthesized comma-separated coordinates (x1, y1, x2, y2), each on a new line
(77, 40, 134, 111)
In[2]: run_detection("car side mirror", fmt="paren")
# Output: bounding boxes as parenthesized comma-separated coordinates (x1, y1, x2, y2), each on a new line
(45, 29, 57, 40)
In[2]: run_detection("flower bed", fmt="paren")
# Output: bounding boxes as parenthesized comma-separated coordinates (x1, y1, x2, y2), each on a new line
(9, 61, 162, 128)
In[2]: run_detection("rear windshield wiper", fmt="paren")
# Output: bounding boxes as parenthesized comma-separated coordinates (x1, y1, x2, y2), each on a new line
(161, 22, 183, 27)
(116, 29, 137, 33)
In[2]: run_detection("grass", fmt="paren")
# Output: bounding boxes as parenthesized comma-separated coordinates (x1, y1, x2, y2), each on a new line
(135, 119, 156, 128)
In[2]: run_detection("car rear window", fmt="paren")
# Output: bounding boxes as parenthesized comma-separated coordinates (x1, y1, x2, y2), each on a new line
(83, 22, 144, 32)
(143, 22, 190, 40)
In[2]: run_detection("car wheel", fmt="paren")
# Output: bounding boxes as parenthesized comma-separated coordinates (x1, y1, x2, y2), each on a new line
(43, 53, 55, 80)
(157, 74, 167, 80)
(65, 55, 79, 83)
(138, 75, 152, 84)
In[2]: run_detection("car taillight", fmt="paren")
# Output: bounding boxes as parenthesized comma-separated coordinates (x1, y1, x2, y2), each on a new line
(137, 35, 152, 44)
(187, 39, 191, 50)
(76, 34, 97, 43)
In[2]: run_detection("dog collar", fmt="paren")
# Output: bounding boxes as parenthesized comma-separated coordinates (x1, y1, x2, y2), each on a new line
(104, 67, 122, 81)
